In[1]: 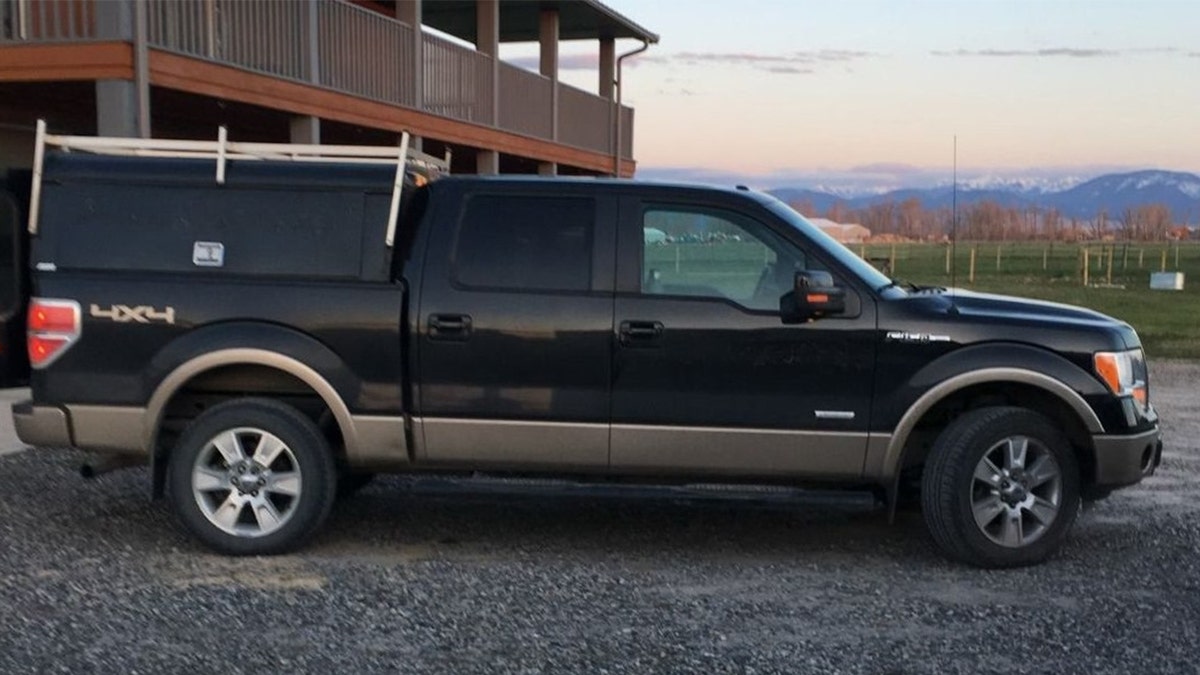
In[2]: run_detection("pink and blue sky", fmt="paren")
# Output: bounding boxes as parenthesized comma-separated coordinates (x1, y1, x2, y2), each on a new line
(506, 0, 1200, 188)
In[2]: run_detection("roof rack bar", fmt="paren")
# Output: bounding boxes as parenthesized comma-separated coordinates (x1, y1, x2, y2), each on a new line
(24, 119, 448, 238)
(27, 119, 47, 235)
(385, 131, 411, 248)
(216, 126, 228, 185)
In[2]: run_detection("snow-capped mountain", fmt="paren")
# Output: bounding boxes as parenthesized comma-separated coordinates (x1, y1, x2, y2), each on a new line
(767, 170, 1200, 222)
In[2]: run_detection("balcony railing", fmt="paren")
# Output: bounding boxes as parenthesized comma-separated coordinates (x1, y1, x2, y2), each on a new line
(1, 0, 635, 160)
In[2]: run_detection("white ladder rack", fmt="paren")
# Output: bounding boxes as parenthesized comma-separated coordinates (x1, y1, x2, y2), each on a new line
(27, 119, 450, 247)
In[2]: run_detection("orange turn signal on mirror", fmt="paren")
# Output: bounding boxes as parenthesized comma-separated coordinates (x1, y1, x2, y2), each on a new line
(806, 294, 829, 304)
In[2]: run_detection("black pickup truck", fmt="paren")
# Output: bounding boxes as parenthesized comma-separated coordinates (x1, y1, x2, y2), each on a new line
(8, 130, 1162, 568)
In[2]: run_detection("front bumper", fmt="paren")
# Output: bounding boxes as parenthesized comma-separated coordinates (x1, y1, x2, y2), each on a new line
(1092, 426, 1163, 488)
(12, 400, 73, 447)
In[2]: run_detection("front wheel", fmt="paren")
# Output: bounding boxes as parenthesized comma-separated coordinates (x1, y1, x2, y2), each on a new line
(167, 398, 338, 555)
(921, 407, 1080, 568)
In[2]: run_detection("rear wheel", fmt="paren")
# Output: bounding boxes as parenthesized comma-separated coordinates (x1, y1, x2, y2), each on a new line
(921, 407, 1080, 568)
(167, 398, 337, 555)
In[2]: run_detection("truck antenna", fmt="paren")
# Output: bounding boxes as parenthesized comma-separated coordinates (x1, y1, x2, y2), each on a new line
(949, 134, 959, 309)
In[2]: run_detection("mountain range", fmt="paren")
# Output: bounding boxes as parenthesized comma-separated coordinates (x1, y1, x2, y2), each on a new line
(766, 170, 1200, 224)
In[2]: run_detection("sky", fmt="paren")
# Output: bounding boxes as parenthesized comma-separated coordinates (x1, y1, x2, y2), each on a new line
(502, 0, 1200, 189)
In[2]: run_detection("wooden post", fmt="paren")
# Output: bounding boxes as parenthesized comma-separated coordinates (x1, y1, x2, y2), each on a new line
(1138, 248, 1144, 268)
(1082, 246, 1089, 286)
(995, 244, 1002, 271)
(1122, 243, 1129, 271)
(1175, 243, 1180, 269)
(889, 244, 897, 274)
(1106, 246, 1113, 284)
(1161, 248, 1168, 272)
(945, 245, 951, 274)
(969, 246, 976, 284)
(860, 244, 866, 258)
(1042, 247, 1048, 271)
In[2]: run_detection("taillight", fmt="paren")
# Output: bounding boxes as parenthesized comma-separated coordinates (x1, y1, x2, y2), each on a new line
(27, 298, 81, 368)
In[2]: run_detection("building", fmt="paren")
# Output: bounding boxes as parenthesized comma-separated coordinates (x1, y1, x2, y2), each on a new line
(806, 217, 871, 244)
(0, 0, 658, 176)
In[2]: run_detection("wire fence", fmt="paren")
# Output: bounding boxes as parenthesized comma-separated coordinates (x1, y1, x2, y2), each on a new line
(855, 241, 1200, 288)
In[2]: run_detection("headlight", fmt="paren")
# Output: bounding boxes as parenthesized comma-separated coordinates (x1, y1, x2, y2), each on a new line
(1094, 348, 1148, 409)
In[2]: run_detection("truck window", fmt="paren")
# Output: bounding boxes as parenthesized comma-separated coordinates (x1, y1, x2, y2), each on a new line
(642, 206, 814, 311)
(453, 195, 593, 292)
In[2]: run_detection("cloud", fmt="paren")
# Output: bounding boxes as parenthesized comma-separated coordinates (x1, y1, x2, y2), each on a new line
(933, 46, 1194, 59)
(763, 66, 814, 75)
(504, 49, 876, 77)
(931, 48, 1118, 58)
(637, 49, 875, 75)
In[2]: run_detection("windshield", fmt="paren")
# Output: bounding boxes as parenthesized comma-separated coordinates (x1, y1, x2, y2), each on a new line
(761, 198, 895, 292)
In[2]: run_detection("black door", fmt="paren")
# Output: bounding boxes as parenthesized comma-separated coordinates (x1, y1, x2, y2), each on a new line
(416, 189, 616, 469)
(611, 197, 877, 478)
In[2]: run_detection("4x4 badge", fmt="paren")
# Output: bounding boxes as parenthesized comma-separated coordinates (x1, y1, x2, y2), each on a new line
(90, 304, 176, 325)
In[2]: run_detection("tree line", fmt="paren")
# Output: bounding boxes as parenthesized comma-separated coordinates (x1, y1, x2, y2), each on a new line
(787, 198, 1187, 242)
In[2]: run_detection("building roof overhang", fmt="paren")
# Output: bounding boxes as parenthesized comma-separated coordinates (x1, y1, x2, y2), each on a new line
(421, 0, 659, 44)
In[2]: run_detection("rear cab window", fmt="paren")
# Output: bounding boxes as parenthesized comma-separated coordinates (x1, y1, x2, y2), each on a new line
(452, 195, 595, 293)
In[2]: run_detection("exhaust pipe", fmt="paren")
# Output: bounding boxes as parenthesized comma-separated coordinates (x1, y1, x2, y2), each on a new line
(80, 454, 145, 479)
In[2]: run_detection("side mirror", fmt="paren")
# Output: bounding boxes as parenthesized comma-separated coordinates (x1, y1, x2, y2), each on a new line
(780, 270, 846, 324)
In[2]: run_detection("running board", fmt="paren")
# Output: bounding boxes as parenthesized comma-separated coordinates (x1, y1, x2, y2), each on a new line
(386, 474, 880, 509)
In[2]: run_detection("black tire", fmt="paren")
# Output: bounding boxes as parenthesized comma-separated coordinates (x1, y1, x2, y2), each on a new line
(167, 398, 338, 555)
(337, 471, 376, 500)
(921, 406, 1081, 568)
(1081, 486, 1114, 504)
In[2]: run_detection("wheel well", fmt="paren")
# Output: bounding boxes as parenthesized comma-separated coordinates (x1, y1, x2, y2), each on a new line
(895, 382, 1096, 498)
(151, 363, 346, 497)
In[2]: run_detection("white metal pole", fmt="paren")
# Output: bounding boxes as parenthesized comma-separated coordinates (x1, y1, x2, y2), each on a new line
(27, 119, 47, 234)
(385, 131, 412, 247)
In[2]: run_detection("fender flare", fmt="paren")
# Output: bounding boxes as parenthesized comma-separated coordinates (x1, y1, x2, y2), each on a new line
(143, 347, 359, 459)
(875, 366, 1104, 512)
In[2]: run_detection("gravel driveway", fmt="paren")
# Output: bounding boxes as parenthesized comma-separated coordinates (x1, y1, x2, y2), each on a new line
(1, 362, 1198, 674)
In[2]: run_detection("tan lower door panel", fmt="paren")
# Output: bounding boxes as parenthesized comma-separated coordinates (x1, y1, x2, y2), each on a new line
(416, 418, 610, 469)
(609, 424, 868, 479)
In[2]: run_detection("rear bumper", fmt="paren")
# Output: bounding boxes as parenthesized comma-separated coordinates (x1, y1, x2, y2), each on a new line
(13, 400, 147, 454)
(12, 400, 72, 447)
(1092, 426, 1163, 488)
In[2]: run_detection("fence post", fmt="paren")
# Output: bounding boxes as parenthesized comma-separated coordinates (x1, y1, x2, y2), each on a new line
(945, 245, 951, 274)
(1106, 246, 1113, 284)
(995, 244, 1001, 271)
(969, 246, 976, 284)
(1138, 248, 1144, 268)
(1161, 249, 1167, 272)
(1042, 247, 1048, 271)
(1082, 246, 1089, 286)
(889, 244, 897, 275)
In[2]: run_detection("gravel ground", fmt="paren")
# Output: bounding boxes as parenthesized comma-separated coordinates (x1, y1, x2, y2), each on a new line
(1, 362, 1198, 674)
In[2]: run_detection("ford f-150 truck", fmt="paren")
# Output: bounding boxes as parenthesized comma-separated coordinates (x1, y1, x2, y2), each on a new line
(8, 126, 1162, 568)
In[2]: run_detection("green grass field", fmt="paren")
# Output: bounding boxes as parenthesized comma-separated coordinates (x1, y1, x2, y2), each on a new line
(646, 240, 1200, 359)
(865, 241, 1200, 359)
